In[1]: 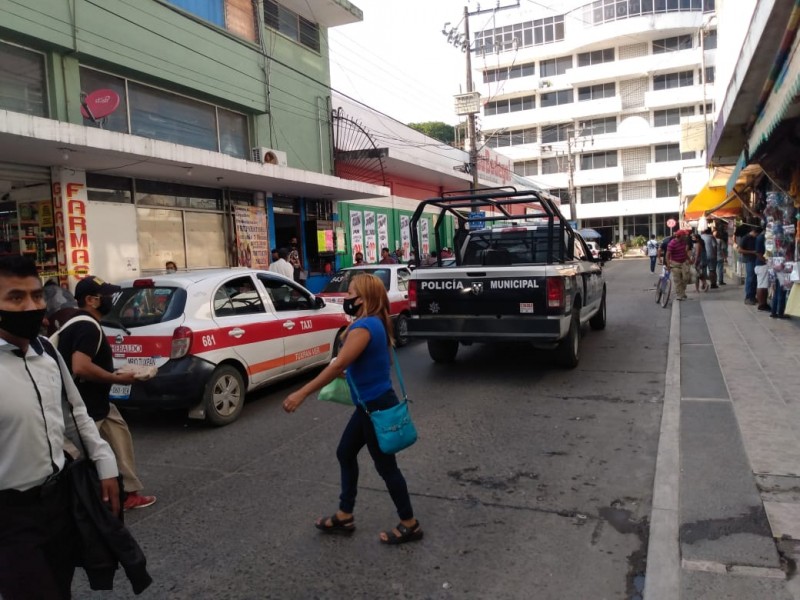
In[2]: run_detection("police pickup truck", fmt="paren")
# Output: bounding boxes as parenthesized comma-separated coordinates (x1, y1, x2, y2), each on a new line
(407, 188, 606, 368)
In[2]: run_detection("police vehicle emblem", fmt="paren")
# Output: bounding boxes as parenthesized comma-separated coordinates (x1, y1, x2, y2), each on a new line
(429, 301, 440, 314)
(471, 282, 484, 296)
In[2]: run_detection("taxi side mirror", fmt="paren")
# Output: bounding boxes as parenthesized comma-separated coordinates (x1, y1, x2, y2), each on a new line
(314, 296, 325, 309)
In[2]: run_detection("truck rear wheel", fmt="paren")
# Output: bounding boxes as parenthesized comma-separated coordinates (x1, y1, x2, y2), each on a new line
(589, 288, 607, 330)
(556, 314, 580, 369)
(428, 339, 458, 363)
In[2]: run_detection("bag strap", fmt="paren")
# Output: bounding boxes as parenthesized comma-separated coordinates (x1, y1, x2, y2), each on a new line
(40, 336, 88, 456)
(49, 314, 103, 357)
(391, 347, 407, 401)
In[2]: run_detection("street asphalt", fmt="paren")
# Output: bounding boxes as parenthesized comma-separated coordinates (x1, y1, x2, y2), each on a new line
(644, 264, 800, 600)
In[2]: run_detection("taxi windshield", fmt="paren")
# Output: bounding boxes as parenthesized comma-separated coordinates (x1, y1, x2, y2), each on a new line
(322, 269, 391, 293)
(108, 287, 186, 328)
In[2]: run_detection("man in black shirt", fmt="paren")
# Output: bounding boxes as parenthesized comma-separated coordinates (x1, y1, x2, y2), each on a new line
(55, 276, 156, 511)
(738, 227, 761, 304)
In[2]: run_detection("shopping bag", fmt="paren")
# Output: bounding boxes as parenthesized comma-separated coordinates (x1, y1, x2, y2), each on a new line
(785, 284, 800, 317)
(317, 377, 352, 405)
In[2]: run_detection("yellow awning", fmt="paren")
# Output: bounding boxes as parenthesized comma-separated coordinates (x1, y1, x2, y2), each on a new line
(684, 185, 728, 220)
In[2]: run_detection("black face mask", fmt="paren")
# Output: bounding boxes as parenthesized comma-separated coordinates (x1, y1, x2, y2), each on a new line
(342, 298, 360, 317)
(98, 296, 114, 316)
(0, 308, 46, 341)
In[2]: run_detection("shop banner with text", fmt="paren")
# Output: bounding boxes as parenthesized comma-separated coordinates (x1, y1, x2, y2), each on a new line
(400, 215, 411, 261)
(377, 213, 389, 257)
(234, 205, 269, 269)
(364, 211, 377, 263)
(350, 211, 363, 261)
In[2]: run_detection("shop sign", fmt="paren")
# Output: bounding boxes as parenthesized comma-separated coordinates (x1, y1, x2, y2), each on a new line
(419, 218, 430, 256)
(477, 147, 513, 185)
(399, 215, 411, 261)
(377, 214, 389, 257)
(52, 180, 91, 286)
(233, 205, 269, 269)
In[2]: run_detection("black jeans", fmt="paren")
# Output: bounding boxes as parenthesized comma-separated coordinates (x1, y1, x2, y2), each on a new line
(0, 473, 76, 600)
(337, 389, 414, 520)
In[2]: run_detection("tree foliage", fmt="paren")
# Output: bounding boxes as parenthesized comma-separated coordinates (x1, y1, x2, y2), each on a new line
(407, 121, 455, 144)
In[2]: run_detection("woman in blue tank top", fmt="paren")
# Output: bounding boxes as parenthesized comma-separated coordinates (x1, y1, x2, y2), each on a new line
(282, 274, 422, 545)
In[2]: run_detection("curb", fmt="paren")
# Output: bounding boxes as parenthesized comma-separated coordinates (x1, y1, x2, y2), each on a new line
(643, 299, 681, 599)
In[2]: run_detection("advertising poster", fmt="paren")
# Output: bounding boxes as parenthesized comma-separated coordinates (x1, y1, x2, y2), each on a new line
(400, 215, 411, 261)
(377, 213, 389, 256)
(349, 211, 363, 261)
(317, 229, 334, 252)
(419, 218, 430, 257)
(364, 210, 377, 263)
(335, 226, 346, 253)
(234, 205, 269, 269)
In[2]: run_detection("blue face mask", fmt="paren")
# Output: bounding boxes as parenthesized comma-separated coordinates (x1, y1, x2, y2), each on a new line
(342, 297, 360, 317)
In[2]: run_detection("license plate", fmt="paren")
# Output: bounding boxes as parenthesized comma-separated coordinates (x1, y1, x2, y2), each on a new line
(109, 384, 132, 400)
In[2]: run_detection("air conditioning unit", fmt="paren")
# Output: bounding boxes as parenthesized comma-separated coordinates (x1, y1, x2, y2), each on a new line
(251, 147, 287, 166)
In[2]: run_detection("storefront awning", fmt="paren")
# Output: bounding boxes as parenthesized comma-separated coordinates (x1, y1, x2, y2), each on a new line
(684, 185, 728, 220)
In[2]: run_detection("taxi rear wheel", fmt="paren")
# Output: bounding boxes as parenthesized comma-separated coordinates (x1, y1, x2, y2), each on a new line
(203, 365, 245, 427)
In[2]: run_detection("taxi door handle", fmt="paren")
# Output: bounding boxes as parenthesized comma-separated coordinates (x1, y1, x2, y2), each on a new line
(283, 321, 295, 330)
(228, 328, 245, 338)
(403, 294, 408, 299)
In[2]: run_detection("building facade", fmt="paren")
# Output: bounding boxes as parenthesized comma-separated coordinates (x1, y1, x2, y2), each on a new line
(0, 0, 385, 292)
(474, 0, 716, 245)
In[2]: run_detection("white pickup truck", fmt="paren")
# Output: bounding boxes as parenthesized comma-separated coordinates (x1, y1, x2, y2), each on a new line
(407, 188, 607, 368)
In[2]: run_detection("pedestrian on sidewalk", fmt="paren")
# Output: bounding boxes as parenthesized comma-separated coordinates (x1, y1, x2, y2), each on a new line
(282, 274, 423, 545)
(754, 229, 770, 311)
(54, 276, 157, 511)
(646, 235, 659, 273)
(713, 228, 727, 285)
(667, 229, 692, 301)
(738, 226, 760, 304)
(701, 228, 718, 288)
(692, 232, 709, 293)
(770, 260, 789, 319)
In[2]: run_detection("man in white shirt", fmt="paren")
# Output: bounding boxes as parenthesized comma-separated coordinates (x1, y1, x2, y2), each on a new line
(646, 235, 659, 273)
(269, 247, 295, 280)
(0, 255, 119, 599)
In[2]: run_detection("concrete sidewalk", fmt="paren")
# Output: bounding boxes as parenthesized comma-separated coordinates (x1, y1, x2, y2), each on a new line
(645, 280, 800, 599)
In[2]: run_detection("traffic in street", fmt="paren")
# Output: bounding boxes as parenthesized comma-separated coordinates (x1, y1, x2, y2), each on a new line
(76, 258, 668, 599)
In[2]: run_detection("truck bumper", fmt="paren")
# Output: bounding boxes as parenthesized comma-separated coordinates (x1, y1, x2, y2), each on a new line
(407, 315, 570, 342)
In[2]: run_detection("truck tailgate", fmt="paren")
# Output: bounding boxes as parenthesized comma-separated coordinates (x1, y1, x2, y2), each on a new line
(413, 268, 548, 316)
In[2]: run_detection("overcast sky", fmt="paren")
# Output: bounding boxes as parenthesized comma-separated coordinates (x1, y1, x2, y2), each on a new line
(328, 0, 477, 126)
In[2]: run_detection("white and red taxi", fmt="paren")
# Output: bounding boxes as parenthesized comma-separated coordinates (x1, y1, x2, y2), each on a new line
(102, 269, 349, 426)
(318, 264, 412, 346)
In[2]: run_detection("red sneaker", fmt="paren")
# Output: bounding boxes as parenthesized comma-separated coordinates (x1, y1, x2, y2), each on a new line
(123, 492, 157, 511)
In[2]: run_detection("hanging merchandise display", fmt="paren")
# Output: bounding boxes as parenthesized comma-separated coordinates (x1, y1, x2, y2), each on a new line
(765, 191, 800, 317)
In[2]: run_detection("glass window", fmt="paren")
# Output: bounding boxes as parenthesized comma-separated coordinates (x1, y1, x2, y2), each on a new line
(704, 29, 717, 50)
(136, 208, 187, 270)
(129, 83, 217, 151)
(578, 83, 615, 101)
(577, 48, 615, 67)
(541, 123, 572, 143)
(79, 68, 129, 133)
(541, 157, 566, 174)
(186, 212, 227, 268)
(213, 276, 265, 317)
(218, 108, 249, 159)
(581, 184, 618, 203)
(0, 42, 47, 117)
(514, 160, 539, 176)
(653, 35, 693, 53)
(167, 0, 224, 26)
(653, 71, 693, 90)
(579, 117, 617, 136)
(580, 151, 617, 170)
(656, 179, 679, 197)
(540, 89, 573, 107)
(258, 274, 313, 311)
(86, 173, 133, 203)
(654, 143, 696, 162)
(111, 286, 186, 328)
(540, 55, 572, 77)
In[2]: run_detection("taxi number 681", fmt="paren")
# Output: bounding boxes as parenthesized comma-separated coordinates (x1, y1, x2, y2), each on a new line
(201, 334, 217, 347)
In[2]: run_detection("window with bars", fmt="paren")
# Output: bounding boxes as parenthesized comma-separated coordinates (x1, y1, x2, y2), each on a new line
(621, 147, 650, 176)
(514, 160, 539, 176)
(0, 42, 48, 117)
(620, 78, 647, 109)
(579, 117, 617, 136)
(484, 95, 536, 115)
(580, 151, 617, 170)
(621, 181, 652, 201)
(483, 62, 535, 83)
(541, 123, 573, 143)
(540, 55, 573, 77)
(656, 178, 680, 197)
(653, 106, 695, 127)
(578, 83, 615, 102)
(540, 89, 573, 107)
(654, 143, 695, 162)
(577, 48, 615, 67)
(702, 66, 715, 83)
(542, 157, 568, 174)
(653, 71, 693, 90)
(619, 42, 648, 60)
(264, 0, 320, 52)
(653, 35, 693, 54)
(581, 184, 618, 204)
(549, 188, 570, 202)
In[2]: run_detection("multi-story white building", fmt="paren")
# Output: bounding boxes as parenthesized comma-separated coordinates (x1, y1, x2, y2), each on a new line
(474, 0, 717, 244)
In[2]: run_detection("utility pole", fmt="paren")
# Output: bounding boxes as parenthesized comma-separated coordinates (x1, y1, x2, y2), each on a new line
(464, 5, 479, 191)
(566, 129, 577, 224)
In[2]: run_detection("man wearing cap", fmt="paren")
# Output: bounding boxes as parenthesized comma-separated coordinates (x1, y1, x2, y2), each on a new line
(55, 276, 156, 511)
(666, 230, 692, 301)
